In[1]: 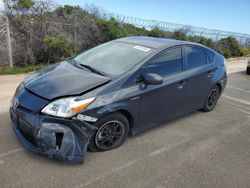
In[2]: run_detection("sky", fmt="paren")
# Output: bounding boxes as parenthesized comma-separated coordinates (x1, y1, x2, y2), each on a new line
(58, 0, 250, 34)
(0, 0, 3, 11)
(0, 0, 249, 34)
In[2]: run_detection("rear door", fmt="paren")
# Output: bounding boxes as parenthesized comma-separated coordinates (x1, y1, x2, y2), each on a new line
(182, 45, 213, 113)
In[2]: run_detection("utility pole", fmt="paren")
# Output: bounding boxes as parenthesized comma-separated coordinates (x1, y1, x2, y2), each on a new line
(4, 0, 13, 68)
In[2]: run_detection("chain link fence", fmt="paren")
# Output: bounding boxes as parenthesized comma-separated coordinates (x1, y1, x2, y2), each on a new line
(0, 15, 9, 67)
(106, 13, 250, 44)
(0, 11, 250, 67)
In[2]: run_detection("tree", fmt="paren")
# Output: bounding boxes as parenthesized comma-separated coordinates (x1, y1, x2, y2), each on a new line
(172, 29, 189, 40)
(96, 18, 126, 41)
(3, 0, 250, 66)
(44, 34, 76, 62)
(148, 27, 166, 38)
(218, 37, 242, 58)
(5, 0, 57, 65)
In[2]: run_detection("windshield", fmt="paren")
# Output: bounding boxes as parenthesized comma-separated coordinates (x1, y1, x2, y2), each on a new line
(73, 41, 153, 76)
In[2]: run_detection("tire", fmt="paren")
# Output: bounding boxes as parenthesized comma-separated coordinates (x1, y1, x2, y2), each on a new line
(202, 85, 220, 112)
(88, 113, 129, 152)
(246, 67, 250, 75)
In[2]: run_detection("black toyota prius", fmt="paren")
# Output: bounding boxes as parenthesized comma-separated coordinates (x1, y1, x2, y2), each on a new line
(10, 36, 227, 163)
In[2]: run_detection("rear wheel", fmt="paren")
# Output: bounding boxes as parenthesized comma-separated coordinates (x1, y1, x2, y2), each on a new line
(88, 113, 129, 152)
(202, 85, 220, 112)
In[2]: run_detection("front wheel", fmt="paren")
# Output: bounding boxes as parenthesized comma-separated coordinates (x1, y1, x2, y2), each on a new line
(246, 67, 250, 75)
(202, 85, 220, 112)
(88, 113, 129, 152)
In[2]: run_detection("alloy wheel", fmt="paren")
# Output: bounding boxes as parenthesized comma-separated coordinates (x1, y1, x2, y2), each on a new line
(206, 88, 219, 110)
(95, 120, 125, 150)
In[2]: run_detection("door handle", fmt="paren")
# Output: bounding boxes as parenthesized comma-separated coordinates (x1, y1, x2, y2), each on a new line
(207, 71, 212, 78)
(206, 70, 213, 78)
(177, 81, 186, 89)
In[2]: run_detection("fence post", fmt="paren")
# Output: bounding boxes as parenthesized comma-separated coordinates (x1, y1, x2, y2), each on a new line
(4, 0, 13, 68)
(5, 16, 13, 68)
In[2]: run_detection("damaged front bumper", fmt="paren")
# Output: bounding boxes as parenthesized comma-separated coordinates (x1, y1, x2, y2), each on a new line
(10, 107, 97, 163)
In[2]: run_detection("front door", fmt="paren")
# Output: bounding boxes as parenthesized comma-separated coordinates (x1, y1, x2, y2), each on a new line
(138, 46, 186, 128)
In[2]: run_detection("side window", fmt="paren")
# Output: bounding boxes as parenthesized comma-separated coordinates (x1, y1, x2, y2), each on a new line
(186, 46, 207, 69)
(206, 49, 216, 64)
(147, 47, 183, 77)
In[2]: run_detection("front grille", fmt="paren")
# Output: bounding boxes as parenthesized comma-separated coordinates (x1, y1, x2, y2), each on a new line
(17, 105, 32, 113)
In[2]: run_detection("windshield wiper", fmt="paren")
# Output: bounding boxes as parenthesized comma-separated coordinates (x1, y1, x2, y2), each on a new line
(67, 58, 108, 77)
(79, 64, 106, 76)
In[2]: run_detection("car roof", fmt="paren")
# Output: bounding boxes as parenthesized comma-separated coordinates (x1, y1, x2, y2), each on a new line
(115, 36, 195, 49)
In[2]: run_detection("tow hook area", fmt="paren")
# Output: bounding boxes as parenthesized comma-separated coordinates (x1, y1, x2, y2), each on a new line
(10, 107, 97, 163)
(35, 123, 75, 161)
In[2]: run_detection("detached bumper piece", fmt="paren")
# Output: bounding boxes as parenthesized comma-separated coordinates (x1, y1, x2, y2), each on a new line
(10, 108, 97, 164)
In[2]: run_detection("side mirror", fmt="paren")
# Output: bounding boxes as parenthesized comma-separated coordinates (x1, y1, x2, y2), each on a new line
(143, 73, 163, 85)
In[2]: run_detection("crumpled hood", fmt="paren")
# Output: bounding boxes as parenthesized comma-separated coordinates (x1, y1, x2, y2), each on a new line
(24, 61, 111, 100)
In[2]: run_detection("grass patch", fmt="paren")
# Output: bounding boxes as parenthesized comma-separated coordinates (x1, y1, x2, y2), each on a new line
(0, 64, 48, 75)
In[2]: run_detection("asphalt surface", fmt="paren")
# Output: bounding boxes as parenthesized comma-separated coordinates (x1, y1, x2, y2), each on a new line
(0, 60, 249, 188)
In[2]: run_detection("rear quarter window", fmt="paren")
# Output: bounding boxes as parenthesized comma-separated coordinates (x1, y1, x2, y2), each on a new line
(206, 49, 216, 64)
(185, 46, 207, 69)
(215, 54, 225, 65)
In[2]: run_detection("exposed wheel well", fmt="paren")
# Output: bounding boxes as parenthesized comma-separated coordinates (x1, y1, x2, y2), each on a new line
(216, 83, 222, 95)
(117, 109, 134, 134)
